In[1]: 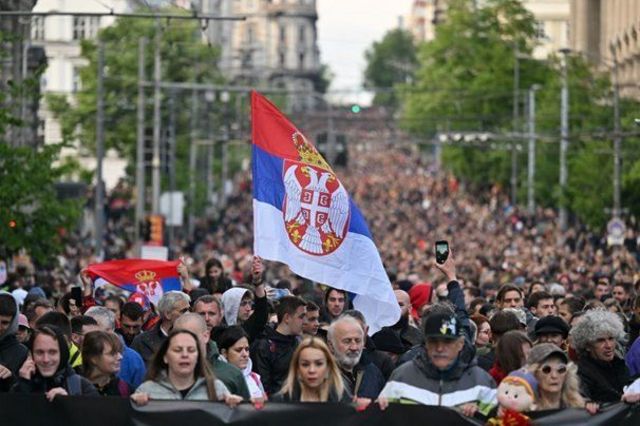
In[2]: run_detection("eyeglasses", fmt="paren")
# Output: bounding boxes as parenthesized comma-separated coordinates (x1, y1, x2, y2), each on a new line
(540, 364, 567, 375)
(240, 300, 254, 308)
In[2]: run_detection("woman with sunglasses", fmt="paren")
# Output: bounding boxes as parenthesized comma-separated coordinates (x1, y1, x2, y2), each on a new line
(525, 343, 598, 414)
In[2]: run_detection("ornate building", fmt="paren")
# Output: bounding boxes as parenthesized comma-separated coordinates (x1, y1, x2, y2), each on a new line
(201, 0, 322, 110)
(570, 0, 640, 97)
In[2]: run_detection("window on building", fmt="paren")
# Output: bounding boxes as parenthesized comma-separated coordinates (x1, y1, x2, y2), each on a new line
(72, 67, 81, 93)
(73, 16, 101, 40)
(31, 17, 45, 40)
(534, 20, 546, 40)
(279, 52, 285, 68)
(298, 52, 304, 70)
(298, 25, 305, 44)
(246, 23, 254, 44)
(73, 17, 86, 40)
(279, 25, 286, 43)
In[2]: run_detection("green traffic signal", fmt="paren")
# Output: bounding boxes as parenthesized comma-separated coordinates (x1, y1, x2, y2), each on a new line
(351, 104, 361, 114)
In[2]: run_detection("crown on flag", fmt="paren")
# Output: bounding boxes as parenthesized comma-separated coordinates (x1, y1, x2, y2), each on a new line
(292, 131, 331, 171)
(134, 270, 157, 282)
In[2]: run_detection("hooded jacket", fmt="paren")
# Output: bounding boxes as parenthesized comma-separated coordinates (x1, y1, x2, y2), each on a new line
(135, 371, 230, 401)
(11, 325, 98, 396)
(251, 325, 299, 395)
(379, 344, 497, 416)
(221, 287, 268, 342)
(0, 291, 28, 392)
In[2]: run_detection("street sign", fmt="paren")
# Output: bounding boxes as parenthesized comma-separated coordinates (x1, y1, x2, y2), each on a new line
(607, 218, 625, 246)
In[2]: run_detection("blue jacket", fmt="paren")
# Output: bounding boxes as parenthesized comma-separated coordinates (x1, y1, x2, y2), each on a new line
(625, 336, 640, 378)
(118, 346, 146, 389)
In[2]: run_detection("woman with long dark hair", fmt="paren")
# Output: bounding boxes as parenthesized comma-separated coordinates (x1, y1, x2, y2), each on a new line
(200, 258, 232, 295)
(130, 329, 242, 406)
(218, 326, 266, 401)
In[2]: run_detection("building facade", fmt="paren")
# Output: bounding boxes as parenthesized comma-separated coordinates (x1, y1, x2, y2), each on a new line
(202, 0, 322, 110)
(31, 0, 131, 188)
(570, 0, 640, 98)
(407, 0, 570, 60)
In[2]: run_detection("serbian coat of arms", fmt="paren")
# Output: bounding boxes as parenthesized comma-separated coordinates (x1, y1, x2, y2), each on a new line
(282, 132, 350, 256)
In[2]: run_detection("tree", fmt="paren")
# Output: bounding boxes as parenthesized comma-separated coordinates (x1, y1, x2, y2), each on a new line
(400, 0, 640, 229)
(0, 143, 82, 266)
(47, 9, 223, 166)
(364, 28, 417, 109)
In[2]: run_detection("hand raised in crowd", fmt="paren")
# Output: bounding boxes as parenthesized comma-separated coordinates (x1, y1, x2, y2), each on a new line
(130, 392, 150, 406)
(0, 364, 12, 379)
(434, 249, 457, 282)
(177, 257, 194, 292)
(80, 270, 93, 297)
(376, 396, 389, 411)
(18, 356, 35, 380)
(251, 256, 265, 285)
(45, 387, 68, 402)
(224, 394, 244, 408)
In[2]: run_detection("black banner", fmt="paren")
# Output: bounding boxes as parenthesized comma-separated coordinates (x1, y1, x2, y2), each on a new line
(1, 393, 639, 426)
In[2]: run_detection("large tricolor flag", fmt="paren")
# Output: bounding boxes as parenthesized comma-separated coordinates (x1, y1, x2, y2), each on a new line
(85, 259, 182, 305)
(251, 91, 399, 334)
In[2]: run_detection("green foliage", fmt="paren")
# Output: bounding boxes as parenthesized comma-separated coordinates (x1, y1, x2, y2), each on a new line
(364, 28, 417, 109)
(0, 144, 81, 266)
(48, 8, 223, 163)
(399, 0, 640, 229)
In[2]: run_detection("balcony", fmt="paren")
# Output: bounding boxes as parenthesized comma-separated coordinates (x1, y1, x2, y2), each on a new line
(266, 2, 318, 20)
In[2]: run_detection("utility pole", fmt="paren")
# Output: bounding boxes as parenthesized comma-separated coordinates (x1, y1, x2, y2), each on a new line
(135, 37, 146, 251)
(220, 91, 230, 207)
(167, 89, 177, 248)
(94, 40, 105, 259)
(151, 20, 162, 215)
(559, 48, 570, 232)
(188, 90, 198, 237)
(612, 56, 621, 218)
(512, 43, 520, 206)
(326, 99, 337, 165)
(527, 85, 540, 215)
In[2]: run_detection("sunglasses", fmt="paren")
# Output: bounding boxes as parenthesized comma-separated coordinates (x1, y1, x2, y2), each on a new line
(540, 364, 567, 375)
(240, 300, 255, 308)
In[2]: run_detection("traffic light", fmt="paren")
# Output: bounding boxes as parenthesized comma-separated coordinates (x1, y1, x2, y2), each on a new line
(140, 219, 151, 242)
(148, 214, 164, 246)
(8, 219, 16, 229)
(350, 104, 361, 114)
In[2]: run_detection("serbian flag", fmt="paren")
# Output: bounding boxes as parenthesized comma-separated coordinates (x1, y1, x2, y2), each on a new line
(251, 91, 399, 333)
(85, 259, 181, 305)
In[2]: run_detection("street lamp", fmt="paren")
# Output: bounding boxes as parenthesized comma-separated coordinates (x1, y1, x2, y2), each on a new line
(558, 47, 571, 232)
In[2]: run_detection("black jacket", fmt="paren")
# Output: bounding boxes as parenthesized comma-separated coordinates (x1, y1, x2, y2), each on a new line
(130, 322, 166, 365)
(577, 354, 630, 403)
(12, 365, 99, 396)
(362, 337, 395, 381)
(251, 326, 299, 395)
(0, 292, 28, 392)
(341, 359, 386, 399)
(391, 316, 424, 351)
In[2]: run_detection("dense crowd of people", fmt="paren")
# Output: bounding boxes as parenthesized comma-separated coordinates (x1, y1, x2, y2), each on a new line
(1, 146, 640, 421)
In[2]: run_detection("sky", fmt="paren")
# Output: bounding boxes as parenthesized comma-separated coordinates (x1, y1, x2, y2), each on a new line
(316, 0, 414, 105)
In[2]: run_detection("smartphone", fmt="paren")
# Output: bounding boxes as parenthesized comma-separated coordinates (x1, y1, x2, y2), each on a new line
(435, 240, 450, 264)
(71, 286, 83, 306)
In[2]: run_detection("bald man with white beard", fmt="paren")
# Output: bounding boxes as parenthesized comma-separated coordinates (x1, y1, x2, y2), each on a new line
(391, 289, 424, 351)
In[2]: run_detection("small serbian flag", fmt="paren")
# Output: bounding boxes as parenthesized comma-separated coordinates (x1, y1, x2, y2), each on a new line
(85, 259, 181, 305)
(251, 91, 399, 334)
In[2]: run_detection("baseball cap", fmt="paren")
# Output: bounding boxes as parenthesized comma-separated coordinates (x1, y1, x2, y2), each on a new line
(534, 316, 569, 339)
(423, 312, 462, 340)
(18, 314, 30, 329)
(128, 292, 151, 312)
(528, 343, 569, 365)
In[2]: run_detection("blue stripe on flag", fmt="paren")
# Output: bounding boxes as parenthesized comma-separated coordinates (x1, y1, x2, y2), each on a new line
(252, 145, 373, 239)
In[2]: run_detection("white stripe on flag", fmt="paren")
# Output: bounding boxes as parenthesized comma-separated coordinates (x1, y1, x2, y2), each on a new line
(253, 199, 399, 334)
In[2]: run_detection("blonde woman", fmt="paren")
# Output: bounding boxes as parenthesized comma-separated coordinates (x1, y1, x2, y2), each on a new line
(273, 336, 350, 403)
(525, 343, 598, 414)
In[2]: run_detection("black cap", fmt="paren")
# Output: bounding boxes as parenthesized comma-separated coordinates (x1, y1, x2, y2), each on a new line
(372, 328, 406, 355)
(423, 312, 462, 340)
(534, 316, 570, 339)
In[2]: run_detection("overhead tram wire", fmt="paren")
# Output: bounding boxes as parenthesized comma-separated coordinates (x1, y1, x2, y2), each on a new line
(0, 10, 245, 22)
